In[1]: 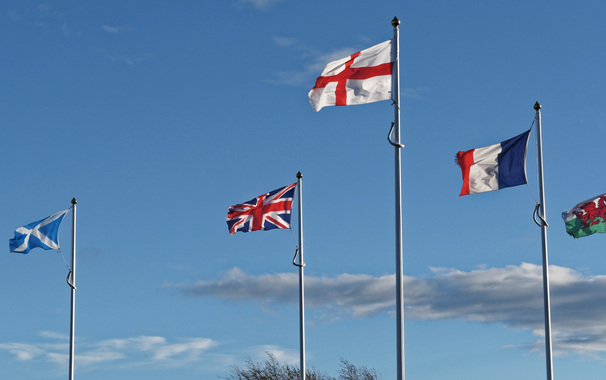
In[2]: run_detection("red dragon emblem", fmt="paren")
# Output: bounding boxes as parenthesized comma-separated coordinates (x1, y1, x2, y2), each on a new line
(574, 195, 606, 228)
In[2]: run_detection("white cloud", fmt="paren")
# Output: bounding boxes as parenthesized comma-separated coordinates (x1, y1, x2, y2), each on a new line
(38, 331, 69, 340)
(268, 43, 356, 87)
(0, 343, 44, 361)
(251, 345, 299, 365)
(101, 25, 134, 34)
(170, 267, 395, 318)
(268, 39, 428, 100)
(97, 48, 149, 66)
(60, 24, 71, 36)
(273, 36, 298, 48)
(8, 10, 20, 21)
(169, 263, 606, 359)
(0, 333, 217, 370)
(36, 4, 64, 19)
(37, 4, 52, 18)
(237, 0, 284, 10)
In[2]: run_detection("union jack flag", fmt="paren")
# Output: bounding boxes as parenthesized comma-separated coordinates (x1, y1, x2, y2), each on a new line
(226, 183, 297, 235)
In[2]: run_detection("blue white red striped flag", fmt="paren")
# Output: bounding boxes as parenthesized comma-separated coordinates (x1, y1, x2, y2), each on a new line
(226, 183, 296, 235)
(456, 130, 531, 196)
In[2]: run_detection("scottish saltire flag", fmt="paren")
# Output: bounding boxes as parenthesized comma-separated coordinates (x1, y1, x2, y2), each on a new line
(10, 208, 70, 254)
(309, 39, 395, 112)
(562, 193, 606, 239)
(227, 183, 296, 235)
(456, 130, 531, 196)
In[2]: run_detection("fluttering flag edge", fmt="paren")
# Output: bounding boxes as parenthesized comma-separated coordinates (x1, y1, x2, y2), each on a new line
(455, 129, 531, 196)
(9, 207, 71, 254)
(562, 192, 606, 238)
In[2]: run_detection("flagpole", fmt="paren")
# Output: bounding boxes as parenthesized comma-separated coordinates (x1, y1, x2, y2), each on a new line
(534, 102, 554, 380)
(392, 17, 405, 380)
(68, 198, 77, 380)
(296, 172, 306, 380)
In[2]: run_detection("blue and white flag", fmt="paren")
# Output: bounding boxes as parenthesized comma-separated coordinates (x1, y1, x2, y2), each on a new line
(9, 208, 71, 254)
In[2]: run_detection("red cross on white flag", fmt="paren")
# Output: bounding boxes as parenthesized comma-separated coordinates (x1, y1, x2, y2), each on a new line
(308, 39, 395, 112)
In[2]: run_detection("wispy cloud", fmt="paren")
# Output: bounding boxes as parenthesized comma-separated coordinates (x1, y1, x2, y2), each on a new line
(35, 4, 65, 21)
(267, 38, 354, 87)
(97, 48, 150, 66)
(0, 334, 217, 370)
(168, 263, 606, 359)
(38, 331, 69, 340)
(273, 36, 298, 48)
(0, 343, 45, 361)
(8, 10, 20, 21)
(251, 345, 299, 364)
(37, 4, 53, 18)
(268, 37, 428, 99)
(60, 24, 71, 36)
(8, 4, 75, 37)
(169, 267, 396, 318)
(101, 25, 134, 34)
(236, 0, 284, 10)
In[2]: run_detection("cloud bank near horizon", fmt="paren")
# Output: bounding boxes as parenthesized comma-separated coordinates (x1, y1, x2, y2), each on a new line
(169, 263, 606, 359)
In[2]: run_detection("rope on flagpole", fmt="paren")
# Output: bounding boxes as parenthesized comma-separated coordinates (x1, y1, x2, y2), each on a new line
(523, 117, 548, 227)
(289, 183, 305, 267)
(289, 227, 302, 265)
(533, 203, 549, 228)
(56, 204, 77, 289)
(66, 269, 77, 289)
(292, 247, 305, 267)
(388, 122, 405, 148)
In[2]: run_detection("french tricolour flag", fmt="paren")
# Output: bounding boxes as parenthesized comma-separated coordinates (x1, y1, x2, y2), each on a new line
(456, 130, 531, 196)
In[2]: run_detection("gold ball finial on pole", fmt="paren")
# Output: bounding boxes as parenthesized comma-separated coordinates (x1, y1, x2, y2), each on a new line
(391, 17, 400, 27)
(534, 101, 541, 110)
(296, 171, 302, 179)
(71, 198, 77, 205)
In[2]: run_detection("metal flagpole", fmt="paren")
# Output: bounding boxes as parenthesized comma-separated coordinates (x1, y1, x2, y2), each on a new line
(391, 17, 405, 380)
(534, 102, 554, 380)
(68, 198, 77, 380)
(296, 172, 306, 380)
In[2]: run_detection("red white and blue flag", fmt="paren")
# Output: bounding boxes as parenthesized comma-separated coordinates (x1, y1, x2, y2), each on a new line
(226, 183, 297, 235)
(456, 130, 531, 196)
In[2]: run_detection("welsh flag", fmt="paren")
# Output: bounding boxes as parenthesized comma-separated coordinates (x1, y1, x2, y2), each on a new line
(562, 192, 606, 238)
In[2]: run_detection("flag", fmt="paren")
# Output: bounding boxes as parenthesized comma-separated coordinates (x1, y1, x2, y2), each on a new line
(227, 183, 296, 235)
(308, 39, 395, 112)
(10, 208, 70, 254)
(562, 193, 606, 238)
(456, 130, 531, 196)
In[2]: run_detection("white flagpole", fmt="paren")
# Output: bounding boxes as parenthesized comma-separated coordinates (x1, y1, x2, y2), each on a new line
(392, 17, 405, 380)
(296, 172, 306, 380)
(68, 198, 77, 380)
(534, 102, 554, 380)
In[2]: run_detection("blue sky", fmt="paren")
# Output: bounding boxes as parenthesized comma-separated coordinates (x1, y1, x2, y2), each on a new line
(1, 0, 606, 379)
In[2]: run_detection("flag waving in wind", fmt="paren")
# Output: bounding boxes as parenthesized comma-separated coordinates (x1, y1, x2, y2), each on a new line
(456, 130, 531, 196)
(562, 193, 606, 238)
(227, 183, 296, 235)
(10, 208, 71, 254)
(308, 39, 395, 112)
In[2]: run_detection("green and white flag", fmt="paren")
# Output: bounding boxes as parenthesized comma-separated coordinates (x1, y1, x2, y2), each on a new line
(562, 193, 606, 238)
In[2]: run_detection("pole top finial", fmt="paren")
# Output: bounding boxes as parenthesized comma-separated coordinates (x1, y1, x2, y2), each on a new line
(71, 198, 77, 205)
(534, 101, 541, 110)
(296, 171, 302, 179)
(391, 17, 400, 27)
